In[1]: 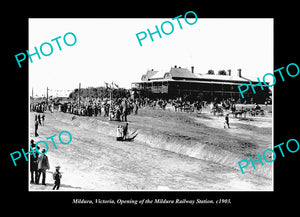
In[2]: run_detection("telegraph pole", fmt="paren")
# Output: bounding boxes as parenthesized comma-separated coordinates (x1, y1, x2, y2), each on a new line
(78, 82, 81, 107)
(46, 86, 49, 105)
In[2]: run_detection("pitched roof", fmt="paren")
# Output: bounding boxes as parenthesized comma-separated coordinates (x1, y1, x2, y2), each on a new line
(141, 69, 158, 81)
(149, 70, 168, 80)
(146, 69, 158, 79)
(147, 67, 198, 80)
(140, 67, 254, 83)
(195, 73, 251, 82)
(169, 67, 199, 79)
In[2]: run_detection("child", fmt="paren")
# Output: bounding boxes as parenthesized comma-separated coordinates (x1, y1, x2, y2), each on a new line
(53, 166, 62, 190)
(224, 114, 230, 128)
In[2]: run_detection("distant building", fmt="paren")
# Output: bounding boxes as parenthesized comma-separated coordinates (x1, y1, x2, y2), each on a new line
(131, 66, 271, 103)
(49, 89, 73, 98)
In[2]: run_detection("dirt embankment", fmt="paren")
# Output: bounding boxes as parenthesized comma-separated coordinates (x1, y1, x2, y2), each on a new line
(52, 108, 272, 179)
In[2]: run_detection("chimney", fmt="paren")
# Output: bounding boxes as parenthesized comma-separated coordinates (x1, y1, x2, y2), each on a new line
(237, 69, 242, 77)
(228, 69, 231, 76)
(191, 66, 194, 74)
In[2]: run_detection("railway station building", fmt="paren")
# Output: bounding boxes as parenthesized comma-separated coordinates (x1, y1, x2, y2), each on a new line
(131, 66, 271, 103)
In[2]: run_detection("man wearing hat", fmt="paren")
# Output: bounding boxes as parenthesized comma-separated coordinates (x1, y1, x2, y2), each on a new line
(52, 165, 62, 190)
(29, 140, 39, 184)
(34, 117, 39, 137)
(36, 148, 50, 185)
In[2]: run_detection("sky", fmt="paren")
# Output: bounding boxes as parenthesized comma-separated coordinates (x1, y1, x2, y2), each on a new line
(29, 18, 273, 97)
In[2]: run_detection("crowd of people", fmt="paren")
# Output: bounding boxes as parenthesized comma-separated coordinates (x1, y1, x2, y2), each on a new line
(56, 96, 209, 122)
(58, 97, 140, 122)
(31, 95, 260, 121)
(31, 102, 54, 113)
(31, 95, 269, 120)
(31, 102, 46, 113)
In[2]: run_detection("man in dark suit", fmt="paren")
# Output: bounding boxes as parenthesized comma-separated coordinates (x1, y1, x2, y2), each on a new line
(121, 99, 128, 122)
(30, 140, 39, 184)
(36, 149, 50, 185)
(34, 119, 39, 137)
(123, 123, 128, 140)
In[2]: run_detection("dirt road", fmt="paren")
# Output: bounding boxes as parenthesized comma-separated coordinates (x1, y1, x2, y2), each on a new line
(29, 108, 272, 191)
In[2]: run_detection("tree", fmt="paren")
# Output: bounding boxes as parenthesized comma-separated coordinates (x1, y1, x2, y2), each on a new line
(207, 70, 214, 75)
(68, 86, 129, 100)
(218, 70, 227, 75)
(69, 89, 78, 98)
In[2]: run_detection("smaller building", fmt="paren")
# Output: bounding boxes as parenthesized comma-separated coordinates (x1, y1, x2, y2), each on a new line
(132, 66, 271, 103)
